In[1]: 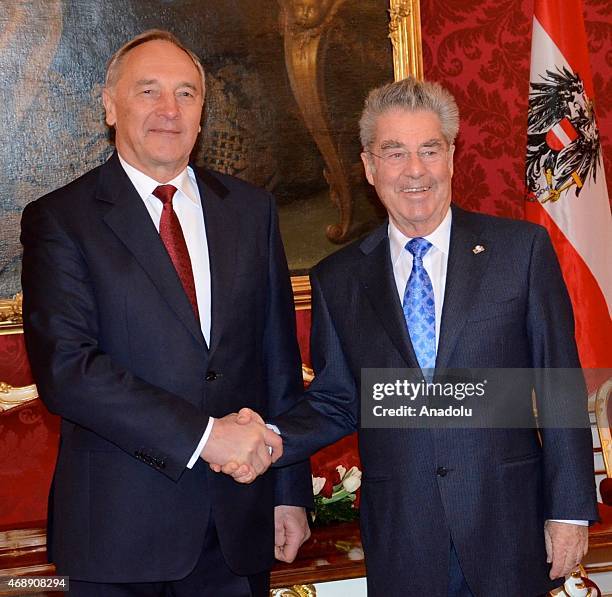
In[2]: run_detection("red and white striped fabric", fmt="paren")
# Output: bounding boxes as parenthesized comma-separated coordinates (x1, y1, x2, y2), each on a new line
(525, 0, 612, 382)
(545, 118, 578, 152)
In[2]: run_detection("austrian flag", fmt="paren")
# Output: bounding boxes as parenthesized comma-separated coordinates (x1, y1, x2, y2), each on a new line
(525, 0, 612, 378)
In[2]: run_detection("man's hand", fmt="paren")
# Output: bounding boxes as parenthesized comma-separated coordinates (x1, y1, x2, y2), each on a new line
(201, 412, 282, 482)
(209, 408, 273, 482)
(544, 520, 588, 579)
(274, 505, 311, 563)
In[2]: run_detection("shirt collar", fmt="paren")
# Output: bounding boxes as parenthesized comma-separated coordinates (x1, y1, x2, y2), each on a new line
(388, 207, 452, 266)
(118, 154, 200, 206)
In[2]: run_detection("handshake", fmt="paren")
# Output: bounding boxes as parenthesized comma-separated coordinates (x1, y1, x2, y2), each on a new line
(200, 408, 280, 483)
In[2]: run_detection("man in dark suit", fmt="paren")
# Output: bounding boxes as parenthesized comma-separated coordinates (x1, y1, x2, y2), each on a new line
(232, 77, 598, 595)
(20, 30, 311, 596)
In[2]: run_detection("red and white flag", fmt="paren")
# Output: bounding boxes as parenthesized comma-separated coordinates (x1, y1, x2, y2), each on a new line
(525, 0, 612, 381)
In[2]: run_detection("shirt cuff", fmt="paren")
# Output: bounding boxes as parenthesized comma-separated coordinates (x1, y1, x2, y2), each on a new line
(186, 417, 215, 469)
(266, 423, 281, 435)
(548, 519, 589, 526)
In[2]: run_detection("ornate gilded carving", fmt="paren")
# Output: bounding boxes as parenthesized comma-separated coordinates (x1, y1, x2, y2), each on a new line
(279, 0, 422, 241)
(388, 0, 423, 81)
(287, 2, 421, 306)
(0, 293, 23, 329)
(271, 585, 316, 597)
(278, 0, 352, 244)
(0, 381, 38, 413)
(595, 377, 612, 476)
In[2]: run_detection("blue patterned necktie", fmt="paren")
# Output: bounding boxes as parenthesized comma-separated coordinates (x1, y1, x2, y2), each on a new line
(402, 238, 436, 373)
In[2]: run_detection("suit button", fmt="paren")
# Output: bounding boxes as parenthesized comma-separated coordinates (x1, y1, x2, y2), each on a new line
(436, 466, 448, 477)
(205, 371, 217, 381)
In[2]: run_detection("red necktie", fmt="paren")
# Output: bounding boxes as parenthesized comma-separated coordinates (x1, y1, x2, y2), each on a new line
(152, 185, 199, 321)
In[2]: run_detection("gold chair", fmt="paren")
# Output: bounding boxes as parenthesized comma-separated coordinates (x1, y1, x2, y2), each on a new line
(588, 377, 612, 563)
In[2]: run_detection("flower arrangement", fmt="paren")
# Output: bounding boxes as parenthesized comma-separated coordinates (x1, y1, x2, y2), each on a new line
(309, 433, 362, 526)
(312, 464, 361, 525)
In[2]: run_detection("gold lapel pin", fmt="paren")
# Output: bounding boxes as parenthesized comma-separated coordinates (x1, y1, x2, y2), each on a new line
(472, 244, 485, 255)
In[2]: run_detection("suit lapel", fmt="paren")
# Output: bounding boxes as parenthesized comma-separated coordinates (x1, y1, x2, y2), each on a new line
(436, 206, 491, 369)
(358, 224, 420, 369)
(98, 153, 205, 346)
(195, 168, 236, 357)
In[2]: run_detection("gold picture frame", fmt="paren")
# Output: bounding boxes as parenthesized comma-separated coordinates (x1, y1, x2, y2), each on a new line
(0, 293, 23, 333)
(291, 0, 422, 307)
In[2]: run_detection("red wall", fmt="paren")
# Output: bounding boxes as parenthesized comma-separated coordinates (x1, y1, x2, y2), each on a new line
(420, 0, 611, 218)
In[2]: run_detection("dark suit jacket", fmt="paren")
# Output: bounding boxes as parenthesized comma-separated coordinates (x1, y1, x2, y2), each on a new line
(20, 152, 312, 582)
(275, 205, 597, 596)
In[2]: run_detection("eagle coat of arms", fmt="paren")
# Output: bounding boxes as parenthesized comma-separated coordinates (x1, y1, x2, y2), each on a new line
(526, 65, 602, 204)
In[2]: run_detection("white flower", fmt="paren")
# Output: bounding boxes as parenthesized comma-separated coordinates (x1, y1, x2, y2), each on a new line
(341, 466, 362, 493)
(336, 465, 347, 479)
(312, 476, 327, 496)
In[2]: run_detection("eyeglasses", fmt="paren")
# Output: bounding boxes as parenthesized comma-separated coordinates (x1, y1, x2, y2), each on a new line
(365, 146, 449, 167)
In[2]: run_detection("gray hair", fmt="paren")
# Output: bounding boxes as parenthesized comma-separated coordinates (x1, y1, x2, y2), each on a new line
(359, 77, 460, 148)
(105, 29, 205, 94)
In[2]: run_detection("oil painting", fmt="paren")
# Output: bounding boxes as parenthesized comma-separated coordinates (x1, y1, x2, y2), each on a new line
(0, 0, 427, 298)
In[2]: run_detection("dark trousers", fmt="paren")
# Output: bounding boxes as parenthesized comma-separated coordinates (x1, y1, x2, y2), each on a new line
(448, 542, 474, 597)
(68, 520, 269, 597)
